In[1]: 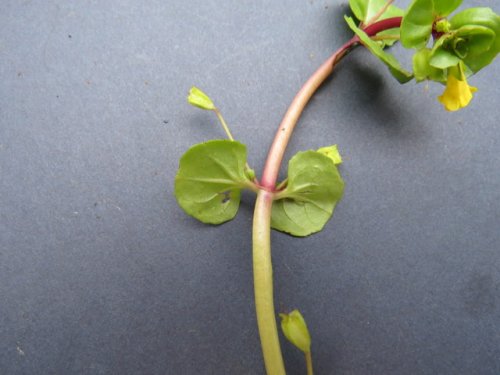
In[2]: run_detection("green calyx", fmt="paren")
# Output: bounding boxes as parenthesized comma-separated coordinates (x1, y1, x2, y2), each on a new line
(413, 48, 447, 82)
(279, 310, 312, 353)
(187, 86, 216, 110)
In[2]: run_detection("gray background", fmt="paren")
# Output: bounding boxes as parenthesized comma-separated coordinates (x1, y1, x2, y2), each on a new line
(1, 1, 499, 374)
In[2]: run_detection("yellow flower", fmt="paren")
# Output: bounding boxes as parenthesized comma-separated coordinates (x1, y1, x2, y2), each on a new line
(437, 70, 477, 112)
(279, 309, 311, 353)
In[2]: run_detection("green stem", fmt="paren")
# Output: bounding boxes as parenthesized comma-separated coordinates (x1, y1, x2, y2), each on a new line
(370, 34, 400, 41)
(252, 17, 403, 375)
(214, 107, 256, 177)
(214, 107, 235, 141)
(259, 40, 354, 189)
(305, 352, 314, 375)
(253, 189, 285, 375)
(260, 17, 403, 189)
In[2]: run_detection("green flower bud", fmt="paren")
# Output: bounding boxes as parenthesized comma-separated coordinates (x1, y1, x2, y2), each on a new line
(245, 168, 256, 181)
(279, 310, 311, 353)
(187, 86, 215, 110)
(435, 19, 451, 33)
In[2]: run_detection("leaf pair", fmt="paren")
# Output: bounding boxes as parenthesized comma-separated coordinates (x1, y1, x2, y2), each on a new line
(174, 140, 344, 237)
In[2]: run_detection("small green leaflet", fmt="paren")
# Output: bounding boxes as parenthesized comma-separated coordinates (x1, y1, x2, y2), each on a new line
(174, 140, 254, 224)
(349, 0, 404, 24)
(345, 16, 413, 83)
(271, 151, 344, 237)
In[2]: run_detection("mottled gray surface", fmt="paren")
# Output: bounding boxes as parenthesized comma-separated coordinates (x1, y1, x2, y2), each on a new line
(1, 1, 499, 374)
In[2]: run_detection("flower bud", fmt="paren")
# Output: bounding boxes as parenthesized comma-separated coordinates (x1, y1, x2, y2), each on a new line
(279, 309, 311, 353)
(187, 86, 215, 110)
(435, 19, 451, 33)
(245, 168, 256, 181)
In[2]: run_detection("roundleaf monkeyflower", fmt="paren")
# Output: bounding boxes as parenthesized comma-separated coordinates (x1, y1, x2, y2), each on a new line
(438, 64, 477, 112)
(279, 309, 311, 353)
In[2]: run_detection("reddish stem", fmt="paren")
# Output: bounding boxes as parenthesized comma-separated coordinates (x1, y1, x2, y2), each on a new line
(260, 17, 402, 189)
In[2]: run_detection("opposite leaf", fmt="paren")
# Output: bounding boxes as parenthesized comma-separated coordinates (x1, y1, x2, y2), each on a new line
(400, 0, 434, 49)
(271, 151, 344, 237)
(174, 140, 253, 224)
(349, 0, 404, 25)
(433, 0, 462, 17)
(345, 16, 413, 83)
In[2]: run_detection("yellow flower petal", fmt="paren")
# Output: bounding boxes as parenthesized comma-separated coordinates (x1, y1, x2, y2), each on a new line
(437, 73, 477, 112)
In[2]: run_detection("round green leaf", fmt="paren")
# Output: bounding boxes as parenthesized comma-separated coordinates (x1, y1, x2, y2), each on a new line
(455, 26, 495, 55)
(400, 0, 435, 49)
(174, 140, 253, 224)
(271, 151, 344, 237)
(450, 7, 500, 72)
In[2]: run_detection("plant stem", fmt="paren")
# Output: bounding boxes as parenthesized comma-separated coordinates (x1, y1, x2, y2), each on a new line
(214, 107, 256, 176)
(259, 39, 353, 189)
(214, 107, 235, 141)
(305, 352, 314, 375)
(253, 189, 285, 375)
(252, 17, 403, 375)
(370, 34, 400, 41)
(260, 17, 402, 189)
